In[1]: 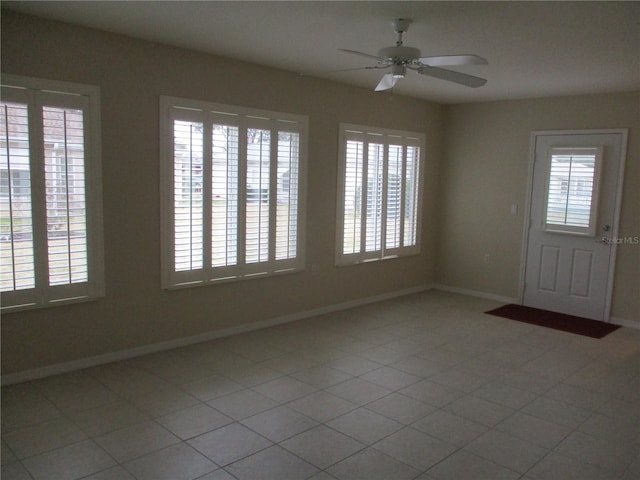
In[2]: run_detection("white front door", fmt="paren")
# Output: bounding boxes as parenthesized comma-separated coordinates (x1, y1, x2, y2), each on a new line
(523, 130, 627, 321)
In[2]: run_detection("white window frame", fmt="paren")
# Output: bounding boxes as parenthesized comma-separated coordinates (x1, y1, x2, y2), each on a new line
(1, 74, 105, 312)
(160, 96, 308, 289)
(336, 123, 425, 266)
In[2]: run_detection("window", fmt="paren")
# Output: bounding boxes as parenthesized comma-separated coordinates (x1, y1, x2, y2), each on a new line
(160, 97, 307, 288)
(544, 147, 602, 236)
(337, 123, 424, 265)
(0, 75, 104, 311)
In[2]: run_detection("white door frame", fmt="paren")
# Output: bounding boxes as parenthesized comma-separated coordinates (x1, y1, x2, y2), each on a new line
(518, 129, 628, 321)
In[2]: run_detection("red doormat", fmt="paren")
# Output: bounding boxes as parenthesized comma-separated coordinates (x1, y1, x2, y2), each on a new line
(485, 304, 621, 339)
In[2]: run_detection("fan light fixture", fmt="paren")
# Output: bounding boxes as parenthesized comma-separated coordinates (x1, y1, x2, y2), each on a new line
(392, 65, 406, 79)
(338, 18, 488, 91)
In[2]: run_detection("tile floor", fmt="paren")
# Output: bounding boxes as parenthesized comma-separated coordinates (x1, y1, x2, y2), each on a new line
(2, 290, 639, 480)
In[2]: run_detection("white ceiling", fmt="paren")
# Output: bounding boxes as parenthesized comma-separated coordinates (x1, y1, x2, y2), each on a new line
(4, 1, 639, 104)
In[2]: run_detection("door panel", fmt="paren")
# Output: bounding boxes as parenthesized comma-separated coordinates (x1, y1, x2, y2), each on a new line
(569, 249, 592, 297)
(523, 131, 626, 321)
(538, 246, 559, 292)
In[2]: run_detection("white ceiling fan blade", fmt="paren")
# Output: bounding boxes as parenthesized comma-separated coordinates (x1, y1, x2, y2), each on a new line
(417, 66, 487, 88)
(419, 54, 488, 67)
(375, 73, 399, 91)
(311, 65, 388, 74)
(339, 48, 386, 62)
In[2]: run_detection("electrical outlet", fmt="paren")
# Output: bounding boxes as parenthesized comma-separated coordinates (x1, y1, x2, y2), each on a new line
(484, 254, 491, 264)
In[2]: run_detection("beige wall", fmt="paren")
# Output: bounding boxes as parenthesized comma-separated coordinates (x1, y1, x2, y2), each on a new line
(1, 11, 637, 377)
(0, 11, 442, 375)
(438, 92, 639, 321)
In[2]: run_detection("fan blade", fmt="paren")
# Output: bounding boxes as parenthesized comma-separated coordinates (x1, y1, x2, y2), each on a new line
(375, 73, 399, 91)
(300, 65, 389, 77)
(417, 66, 487, 88)
(339, 48, 386, 62)
(419, 54, 488, 66)
(326, 65, 389, 73)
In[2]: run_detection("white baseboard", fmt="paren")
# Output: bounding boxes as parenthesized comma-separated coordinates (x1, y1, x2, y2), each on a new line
(610, 316, 640, 330)
(1, 284, 431, 386)
(434, 284, 639, 331)
(432, 284, 518, 304)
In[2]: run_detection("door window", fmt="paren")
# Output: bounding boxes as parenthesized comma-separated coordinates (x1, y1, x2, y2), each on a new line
(544, 147, 602, 236)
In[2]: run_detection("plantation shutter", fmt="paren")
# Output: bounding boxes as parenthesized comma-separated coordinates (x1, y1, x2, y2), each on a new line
(43, 105, 89, 287)
(275, 129, 300, 261)
(342, 138, 363, 255)
(366, 142, 384, 253)
(162, 98, 307, 288)
(404, 145, 420, 247)
(1, 98, 35, 297)
(386, 144, 404, 250)
(544, 147, 601, 235)
(211, 121, 239, 272)
(337, 124, 424, 266)
(1, 76, 104, 311)
(173, 118, 204, 273)
(245, 124, 271, 268)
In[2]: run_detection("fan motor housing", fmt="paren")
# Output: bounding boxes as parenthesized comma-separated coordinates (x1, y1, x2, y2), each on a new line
(378, 45, 421, 62)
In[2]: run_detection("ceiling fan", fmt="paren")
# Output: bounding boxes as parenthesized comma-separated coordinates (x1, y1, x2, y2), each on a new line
(339, 18, 488, 91)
